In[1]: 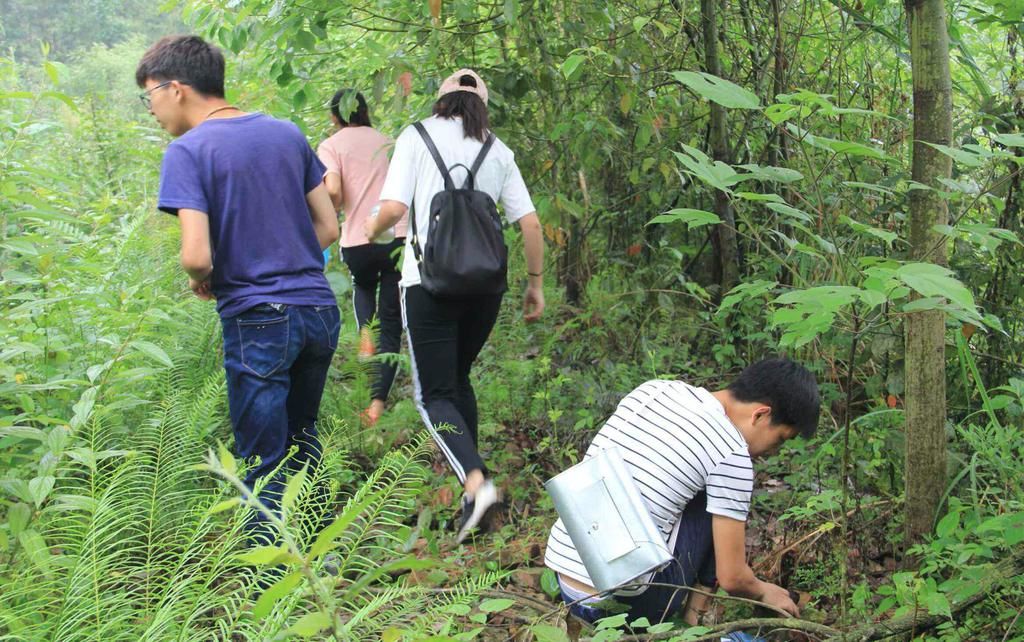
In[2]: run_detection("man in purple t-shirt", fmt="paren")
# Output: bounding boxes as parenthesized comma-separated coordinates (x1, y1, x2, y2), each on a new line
(136, 35, 341, 544)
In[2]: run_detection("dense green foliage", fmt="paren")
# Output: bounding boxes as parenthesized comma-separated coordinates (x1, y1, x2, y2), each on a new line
(2, 0, 1023, 640)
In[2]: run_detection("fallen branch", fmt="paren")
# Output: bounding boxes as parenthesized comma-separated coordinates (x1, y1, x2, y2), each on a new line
(614, 618, 840, 641)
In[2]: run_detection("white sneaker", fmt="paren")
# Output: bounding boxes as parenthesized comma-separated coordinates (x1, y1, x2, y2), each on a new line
(455, 479, 500, 544)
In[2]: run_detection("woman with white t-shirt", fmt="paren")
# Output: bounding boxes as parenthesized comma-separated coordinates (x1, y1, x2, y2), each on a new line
(366, 69, 544, 542)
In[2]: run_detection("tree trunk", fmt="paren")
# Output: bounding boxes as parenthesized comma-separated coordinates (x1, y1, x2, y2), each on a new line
(702, 0, 740, 296)
(903, 0, 952, 548)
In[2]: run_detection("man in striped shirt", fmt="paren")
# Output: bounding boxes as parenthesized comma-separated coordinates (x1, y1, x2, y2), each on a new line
(544, 358, 820, 623)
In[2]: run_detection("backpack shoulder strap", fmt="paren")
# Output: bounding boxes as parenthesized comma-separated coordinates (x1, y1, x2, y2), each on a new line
(464, 132, 496, 189)
(413, 121, 454, 191)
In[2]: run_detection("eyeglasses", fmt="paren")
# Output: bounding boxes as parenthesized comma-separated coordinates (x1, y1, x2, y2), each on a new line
(139, 81, 173, 109)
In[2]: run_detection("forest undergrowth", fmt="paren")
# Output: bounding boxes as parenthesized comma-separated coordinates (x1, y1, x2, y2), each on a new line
(3, 3, 1024, 638)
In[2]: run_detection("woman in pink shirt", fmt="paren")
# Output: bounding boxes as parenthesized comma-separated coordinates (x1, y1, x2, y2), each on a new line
(317, 89, 408, 426)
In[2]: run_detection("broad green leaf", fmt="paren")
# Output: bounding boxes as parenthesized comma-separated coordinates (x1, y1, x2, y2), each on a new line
(788, 124, 892, 161)
(735, 191, 785, 203)
(7, 503, 31, 536)
(936, 511, 959, 538)
(281, 464, 308, 513)
(235, 545, 303, 567)
(994, 133, 1024, 148)
(293, 29, 316, 50)
(632, 16, 650, 32)
(207, 498, 241, 515)
(44, 61, 60, 85)
(674, 144, 739, 191)
(253, 570, 303, 619)
(843, 181, 897, 195)
(719, 279, 777, 314)
(596, 612, 628, 630)
(842, 216, 898, 245)
(737, 163, 804, 183)
(766, 202, 813, 223)
(671, 71, 760, 109)
(130, 340, 174, 368)
(382, 629, 406, 642)
(288, 611, 331, 637)
(647, 208, 720, 228)
(0, 425, 46, 441)
(922, 142, 984, 167)
(28, 476, 55, 507)
(478, 598, 515, 613)
(540, 568, 561, 599)
(561, 55, 586, 80)
(217, 442, 236, 475)
(444, 603, 472, 616)
(765, 103, 801, 124)
(18, 530, 51, 575)
(896, 263, 976, 312)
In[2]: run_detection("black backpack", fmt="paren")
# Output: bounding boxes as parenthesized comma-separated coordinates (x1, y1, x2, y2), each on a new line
(410, 121, 508, 298)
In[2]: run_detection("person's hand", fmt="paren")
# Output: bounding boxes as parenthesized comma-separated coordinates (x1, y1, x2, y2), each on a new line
(523, 284, 544, 322)
(759, 582, 800, 617)
(189, 276, 214, 301)
(363, 218, 378, 242)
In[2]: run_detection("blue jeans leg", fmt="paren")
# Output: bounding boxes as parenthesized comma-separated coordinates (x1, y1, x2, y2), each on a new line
(619, 491, 717, 622)
(222, 303, 339, 545)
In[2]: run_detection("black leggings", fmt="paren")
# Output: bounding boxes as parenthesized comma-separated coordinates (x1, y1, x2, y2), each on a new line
(401, 285, 503, 483)
(341, 239, 404, 402)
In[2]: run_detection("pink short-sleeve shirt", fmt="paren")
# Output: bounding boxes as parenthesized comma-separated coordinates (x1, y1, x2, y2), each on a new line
(316, 126, 408, 247)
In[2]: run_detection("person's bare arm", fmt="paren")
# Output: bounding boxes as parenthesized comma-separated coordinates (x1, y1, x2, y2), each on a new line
(306, 183, 340, 250)
(517, 212, 544, 322)
(712, 515, 799, 616)
(178, 209, 214, 300)
(324, 172, 343, 212)
(365, 199, 407, 241)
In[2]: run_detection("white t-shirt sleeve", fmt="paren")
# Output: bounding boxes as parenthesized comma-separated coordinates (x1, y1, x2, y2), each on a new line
(705, 450, 754, 521)
(378, 126, 418, 207)
(498, 155, 535, 224)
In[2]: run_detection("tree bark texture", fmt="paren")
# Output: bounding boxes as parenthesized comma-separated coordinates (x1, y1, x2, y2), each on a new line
(903, 0, 952, 548)
(702, 0, 740, 296)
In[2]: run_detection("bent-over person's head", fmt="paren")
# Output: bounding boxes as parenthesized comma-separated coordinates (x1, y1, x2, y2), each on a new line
(135, 35, 225, 136)
(330, 89, 371, 128)
(433, 69, 489, 142)
(720, 358, 820, 457)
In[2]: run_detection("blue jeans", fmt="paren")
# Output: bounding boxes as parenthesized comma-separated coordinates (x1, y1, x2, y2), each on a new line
(221, 303, 340, 544)
(563, 491, 718, 624)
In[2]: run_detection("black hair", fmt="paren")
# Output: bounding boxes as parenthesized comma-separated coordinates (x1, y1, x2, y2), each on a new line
(727, 358, 821, 439)
(329, 89, 371, 127)
(135, 35, 225, 98)
(432, 74, 489, 142)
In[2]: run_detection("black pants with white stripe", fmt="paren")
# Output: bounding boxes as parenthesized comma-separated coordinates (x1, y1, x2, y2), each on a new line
(342, 240, 404, 402)
(401, 285, 503, 482)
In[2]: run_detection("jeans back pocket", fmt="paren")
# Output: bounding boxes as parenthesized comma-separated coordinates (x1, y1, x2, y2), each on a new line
(237, 314, 290, 378)
(314, 305, 341, 351)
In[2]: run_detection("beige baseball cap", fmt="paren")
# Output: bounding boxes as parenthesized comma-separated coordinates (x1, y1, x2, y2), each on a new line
(437, 68, 488, 105)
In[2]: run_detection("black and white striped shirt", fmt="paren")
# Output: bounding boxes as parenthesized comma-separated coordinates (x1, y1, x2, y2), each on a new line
(544, 379, 754, 588)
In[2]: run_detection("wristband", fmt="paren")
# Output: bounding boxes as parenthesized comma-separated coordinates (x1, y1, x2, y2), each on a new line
(528, 271, 542, 277)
